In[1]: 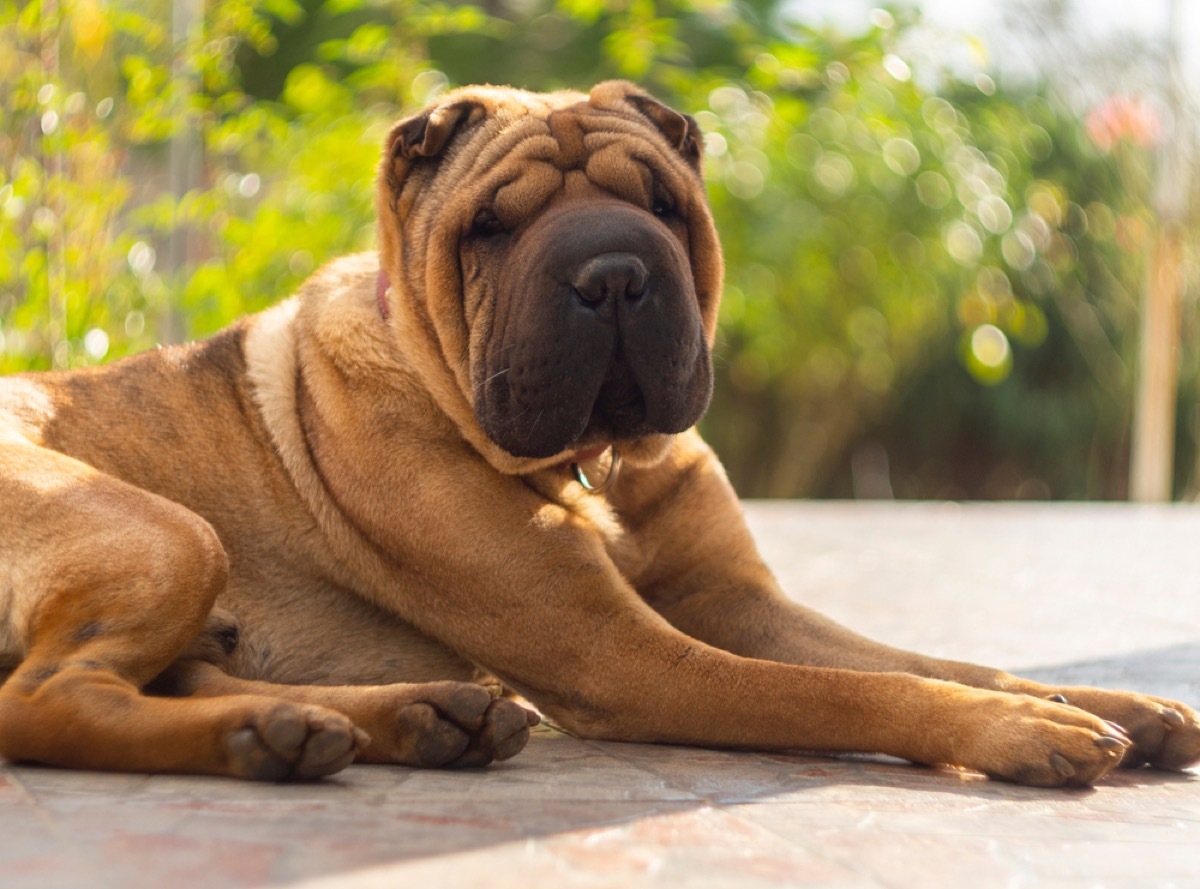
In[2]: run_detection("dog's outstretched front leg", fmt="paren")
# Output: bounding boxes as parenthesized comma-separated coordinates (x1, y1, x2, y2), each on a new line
(308, 425, 1133, 787)
(614, 431, 1200, 775)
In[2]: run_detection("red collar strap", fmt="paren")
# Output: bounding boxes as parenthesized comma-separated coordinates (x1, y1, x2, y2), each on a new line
(376, 269, 392, 321)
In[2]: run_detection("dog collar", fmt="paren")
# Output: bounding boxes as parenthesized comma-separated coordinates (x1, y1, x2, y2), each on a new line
(376, 269, 392, 321)
(570, 447, 621, 495)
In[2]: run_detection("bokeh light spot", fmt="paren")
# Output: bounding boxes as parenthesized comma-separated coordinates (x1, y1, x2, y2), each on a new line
(916, 171, 951, 208)
(966, 324, 1013, 385)
(944, 222, 983, 266)
(882, 138, 921, 176)
(882, 55, 910, 82)
(83, 328, 110, 360)
(127, 242, 156, 277)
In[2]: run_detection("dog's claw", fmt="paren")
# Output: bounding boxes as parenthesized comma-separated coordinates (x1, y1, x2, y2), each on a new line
(1049, 752, 1075, 778)
(1095, 734, 1130, 751)
(1163, 708, 1186, 729)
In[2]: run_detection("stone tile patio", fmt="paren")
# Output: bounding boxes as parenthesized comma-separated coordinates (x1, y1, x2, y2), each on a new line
(3, 502, 1198, 888)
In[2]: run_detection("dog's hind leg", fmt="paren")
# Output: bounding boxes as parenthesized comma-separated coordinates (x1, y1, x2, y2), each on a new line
(0, 437, 364, 778)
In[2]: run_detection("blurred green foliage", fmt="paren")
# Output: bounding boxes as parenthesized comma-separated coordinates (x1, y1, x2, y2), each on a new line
(1, 0, 1194, 499)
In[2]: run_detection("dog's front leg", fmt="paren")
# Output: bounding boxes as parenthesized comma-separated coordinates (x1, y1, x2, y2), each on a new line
(613, 432, 1200, 774)
(316, 434, 1136, 786)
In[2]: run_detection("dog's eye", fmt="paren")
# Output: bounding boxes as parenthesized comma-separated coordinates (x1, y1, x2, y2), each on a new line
(469, 208, 507, 239)
(651, 189, 676, 220)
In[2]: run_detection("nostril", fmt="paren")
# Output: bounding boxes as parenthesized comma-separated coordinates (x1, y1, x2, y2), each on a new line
(626, 263, 648, 301)
(572, 253, 649, 306)
(574, 278, 606, 306)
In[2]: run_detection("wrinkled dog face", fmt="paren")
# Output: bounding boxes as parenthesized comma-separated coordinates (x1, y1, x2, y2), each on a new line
(380, 83, 722, 461)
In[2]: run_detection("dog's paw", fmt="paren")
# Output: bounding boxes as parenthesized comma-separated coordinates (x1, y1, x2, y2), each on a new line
(225, 702, 366, 781)
(955, 694, 1131, 787)
(1041, 688, 1200, 771)
(385, 682, 540, 768)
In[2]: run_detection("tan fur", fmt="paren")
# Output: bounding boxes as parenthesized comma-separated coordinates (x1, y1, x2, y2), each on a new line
(0, 82, 1197, 786)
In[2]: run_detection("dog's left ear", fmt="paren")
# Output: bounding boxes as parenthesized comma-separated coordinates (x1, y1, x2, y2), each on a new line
(627, 93, 703, 169)
(591, 82, 703, 173)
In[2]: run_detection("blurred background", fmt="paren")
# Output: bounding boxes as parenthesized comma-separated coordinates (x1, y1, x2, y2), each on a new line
(2, 0, 1197, 501)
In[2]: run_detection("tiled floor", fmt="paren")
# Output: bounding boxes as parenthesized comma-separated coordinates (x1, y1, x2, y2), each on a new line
(3, 502, 1199, 888)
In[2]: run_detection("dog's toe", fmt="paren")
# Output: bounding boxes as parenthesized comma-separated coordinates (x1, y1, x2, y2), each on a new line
(225, 703, 361, 780)
(381, 683, 539, 769)
(397, 702, 472, 767)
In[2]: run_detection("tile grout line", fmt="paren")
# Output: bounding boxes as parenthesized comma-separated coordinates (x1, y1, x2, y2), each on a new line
(6, 766, 66, 835)
(5, 765, 108, 885)
(584, 743, 909, 888)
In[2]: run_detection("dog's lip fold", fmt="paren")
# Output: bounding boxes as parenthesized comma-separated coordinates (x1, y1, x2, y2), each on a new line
(568, 445, 609, 463)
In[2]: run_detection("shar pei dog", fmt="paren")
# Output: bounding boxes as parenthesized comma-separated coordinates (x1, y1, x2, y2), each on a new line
(1, 82, 1198, 786)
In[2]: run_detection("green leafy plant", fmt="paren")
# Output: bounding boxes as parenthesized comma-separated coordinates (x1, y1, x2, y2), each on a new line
(1, 0, 1191, 498)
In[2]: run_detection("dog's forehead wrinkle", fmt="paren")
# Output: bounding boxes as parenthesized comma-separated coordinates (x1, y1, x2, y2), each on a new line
(547, 110, 588, 170)
(452, 123, 680, 219)
(493, 161, 562, 226)
(451, 119, 546, 187)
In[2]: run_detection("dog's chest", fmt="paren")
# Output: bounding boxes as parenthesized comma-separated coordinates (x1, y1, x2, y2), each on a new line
(523, 469, 650, 583)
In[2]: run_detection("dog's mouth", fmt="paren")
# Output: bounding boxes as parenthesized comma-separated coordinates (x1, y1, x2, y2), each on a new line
(581, 356, 648, 437)
(476, 319, 707, 460)
(477, 363, 655, 460)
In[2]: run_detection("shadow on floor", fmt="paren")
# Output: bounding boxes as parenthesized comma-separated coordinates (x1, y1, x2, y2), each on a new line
(1014, 640, 1200, 707)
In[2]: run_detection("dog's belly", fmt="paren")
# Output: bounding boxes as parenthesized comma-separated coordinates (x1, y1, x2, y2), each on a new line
(218, 570, 477, 687)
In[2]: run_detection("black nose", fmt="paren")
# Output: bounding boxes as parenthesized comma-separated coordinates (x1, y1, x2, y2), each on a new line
(571, 253, 648, 306)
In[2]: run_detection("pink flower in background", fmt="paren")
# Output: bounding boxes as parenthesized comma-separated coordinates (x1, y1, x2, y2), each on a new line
(1085, 95, 1163, 151)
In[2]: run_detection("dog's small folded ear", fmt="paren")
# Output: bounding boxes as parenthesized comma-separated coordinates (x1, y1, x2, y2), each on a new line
(388, 100, 486, 161)
(381, 99, 487, 199)
(591, 82, 703, 173)
(626, 94, 702, 167)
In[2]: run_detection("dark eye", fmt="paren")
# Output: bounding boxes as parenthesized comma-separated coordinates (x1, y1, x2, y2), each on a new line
(469, 208, 507, 239)
(651, 188, 676, 220)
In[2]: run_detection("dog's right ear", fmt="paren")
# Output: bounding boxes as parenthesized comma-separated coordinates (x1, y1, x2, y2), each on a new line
(389, 100, 486, 160)
(382, 99, 486, 196)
